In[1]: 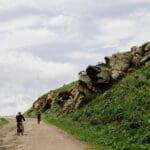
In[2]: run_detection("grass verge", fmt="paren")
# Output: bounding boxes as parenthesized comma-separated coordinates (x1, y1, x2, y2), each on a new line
(26, 64, 150, 150)
(0, 118, 9, 126)
(42, 65, 150, 150)
(43, 111, 112, 150)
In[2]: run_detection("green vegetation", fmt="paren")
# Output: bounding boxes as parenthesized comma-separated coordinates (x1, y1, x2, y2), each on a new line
(42, 81, 78, 100)
(42, 65, 150, 150)
(53, 81, 78, 98)
(0, 118, 9, 126)
(24, 81, 78, 118)
(43, 110, 112, 150)
(24, 107, 36, 118)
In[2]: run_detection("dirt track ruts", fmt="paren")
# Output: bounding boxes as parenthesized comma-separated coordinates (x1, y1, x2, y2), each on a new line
(0, 118, 88, 150)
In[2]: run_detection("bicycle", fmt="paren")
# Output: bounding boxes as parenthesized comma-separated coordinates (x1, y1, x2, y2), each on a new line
(17, 122, 24, 135)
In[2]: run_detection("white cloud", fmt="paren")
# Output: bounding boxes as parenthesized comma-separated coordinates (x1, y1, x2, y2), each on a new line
(68, 51, 104, 62)
(0, 52, 79, 115)
(0, 0, 150, 115)
(0, 16, 40, 32)
(43, 15, 74, 27)
(89, 8, 150, 51)
(0, 0, 150, 15)
(0, 13, 80, 51)
(92, 19, 135, 48)
(0, 28, 59, 50)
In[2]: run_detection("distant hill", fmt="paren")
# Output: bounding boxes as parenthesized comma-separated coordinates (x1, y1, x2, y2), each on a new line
(26, 42, 150, 150)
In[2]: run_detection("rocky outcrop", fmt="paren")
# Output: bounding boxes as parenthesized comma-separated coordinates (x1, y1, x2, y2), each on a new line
(105, 52, 132, 80)
(33, 91, 55, 111)
(57, 90, 71, 107)
(33, 42, 150, 112)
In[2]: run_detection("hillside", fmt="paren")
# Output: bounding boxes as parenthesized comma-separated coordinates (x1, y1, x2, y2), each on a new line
(26, 42, 150, 149)
(31, 42, 150, 114)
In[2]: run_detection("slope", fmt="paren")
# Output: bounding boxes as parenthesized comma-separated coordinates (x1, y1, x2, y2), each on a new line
(26, 42, 150, 150)
(42, 64, 150, 150)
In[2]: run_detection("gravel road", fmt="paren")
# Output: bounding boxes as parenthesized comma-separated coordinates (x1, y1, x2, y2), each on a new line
(0, 117, 88, 150)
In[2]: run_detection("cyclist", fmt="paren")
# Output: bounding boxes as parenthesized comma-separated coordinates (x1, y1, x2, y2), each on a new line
(16, 112, 25, 135)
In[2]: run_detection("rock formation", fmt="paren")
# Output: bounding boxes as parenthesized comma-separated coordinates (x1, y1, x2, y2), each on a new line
(33, 91, 55, 111)
(33, 42, 150, 112)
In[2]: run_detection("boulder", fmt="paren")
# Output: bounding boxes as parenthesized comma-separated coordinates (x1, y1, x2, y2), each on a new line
(33, 91, 55, 111)
(57, 90, 71, 107)
(131, 46, 143, 56)
(62, 86, 89, 112)
(63, 88, 80, 112)
(131, 54, 142, 67)
(140, 54, 150, 64)
(78, 84, 93, 98)
(111, 70, 125, 80)
(86, 65, 111, 87)
(47, 92, 56, 108)
(141, 42, 150, 52)
(44, 91, 55, 109)
(79, 71, 92, 89)
(105, 53, 132, 80)
(86, 65, 101, 83)
(74, 94, 87, 110)
(33, 99, 43, 110)
(96, 67, 111, 84)
(105, 53, 132, 71)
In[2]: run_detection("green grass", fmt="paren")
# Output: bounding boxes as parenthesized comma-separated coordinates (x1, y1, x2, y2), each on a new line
(53, 81, 78, 99)
(42, 65, 150, 150)
(24, 107, 36, 118)
(24, 81, 78, 117)
(0, 118, 9, 126)
(43, 109, 112, 150)
(26, 65, 150, 150)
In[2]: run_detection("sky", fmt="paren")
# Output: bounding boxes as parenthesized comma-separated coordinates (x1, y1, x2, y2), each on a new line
(0, 0, 150, 115)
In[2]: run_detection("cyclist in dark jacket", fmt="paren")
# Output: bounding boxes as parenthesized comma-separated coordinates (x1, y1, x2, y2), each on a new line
(16, 112, 25, 135)
(16, 112, 25, 122)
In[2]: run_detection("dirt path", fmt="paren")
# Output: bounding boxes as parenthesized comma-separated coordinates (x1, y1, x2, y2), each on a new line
(0, 118, 88, 150)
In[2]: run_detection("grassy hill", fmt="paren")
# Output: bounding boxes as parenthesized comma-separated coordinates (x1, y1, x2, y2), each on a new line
(25, 41, 150, 149)
(38, 64, 150, 150)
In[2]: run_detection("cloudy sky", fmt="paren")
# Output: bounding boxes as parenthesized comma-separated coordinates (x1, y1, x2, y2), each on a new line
(0, 0, 150, 115)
